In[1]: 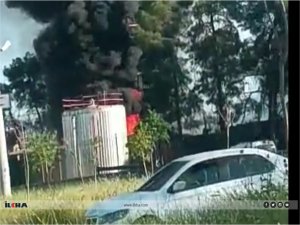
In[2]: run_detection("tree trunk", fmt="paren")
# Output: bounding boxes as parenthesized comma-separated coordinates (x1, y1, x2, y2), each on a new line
(202, 110, 209, 134)
(150, 151, 154, 175)
(173, 72, 183, 137)
(41, 165, 45, 184)
(278, 0, 289, 150)
(268, 91, 277, 142)
(58, 154, 63, 181)
(34, 106, 44, 130)
(210, 13, 226, 133)
(45, 69, 63, 135)
(23, 150, 30, 200)
(141, 152, 148, 177)
(217, 81, 226, 133)
(226, 125, 230, 149)
(279, 59, 288, 149)
(263, 1, 279, 143)
(45, 162, 50, 187)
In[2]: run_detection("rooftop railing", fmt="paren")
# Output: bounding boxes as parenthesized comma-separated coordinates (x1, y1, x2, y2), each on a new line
(62, 92, 124, 110)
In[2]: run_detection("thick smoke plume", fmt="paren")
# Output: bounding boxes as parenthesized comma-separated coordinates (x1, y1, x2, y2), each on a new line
(6, 1, 144, 125)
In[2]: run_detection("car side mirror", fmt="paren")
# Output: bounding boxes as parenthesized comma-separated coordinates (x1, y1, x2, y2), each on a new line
(171, 181, 186, 193)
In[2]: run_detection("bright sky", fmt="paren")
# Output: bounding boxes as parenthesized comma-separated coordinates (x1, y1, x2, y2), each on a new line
(0, 2, 44, 119)
(0, 1, 44, 85)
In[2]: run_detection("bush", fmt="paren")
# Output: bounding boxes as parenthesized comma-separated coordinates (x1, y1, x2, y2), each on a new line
(127, 109, 170, 175)
(26, 131, 60, 183)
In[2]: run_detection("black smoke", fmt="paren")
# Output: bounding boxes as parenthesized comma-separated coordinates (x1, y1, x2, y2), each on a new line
(6, 1, 70, 23)
(5, 1, 144, 131)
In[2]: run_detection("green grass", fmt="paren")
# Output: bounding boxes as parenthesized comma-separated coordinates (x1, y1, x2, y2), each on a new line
(1, 177, 144, 224)
(0, 177, 288, 224)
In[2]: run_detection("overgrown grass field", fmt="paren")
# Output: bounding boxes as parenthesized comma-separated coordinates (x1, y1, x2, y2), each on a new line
(0, 177, 288, 224)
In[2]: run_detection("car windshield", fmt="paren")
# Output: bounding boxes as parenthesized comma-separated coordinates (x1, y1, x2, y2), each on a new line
(136, 161, 188, 192)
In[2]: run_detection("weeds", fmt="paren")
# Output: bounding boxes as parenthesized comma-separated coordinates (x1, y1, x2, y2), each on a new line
(0, 177, 288, 224)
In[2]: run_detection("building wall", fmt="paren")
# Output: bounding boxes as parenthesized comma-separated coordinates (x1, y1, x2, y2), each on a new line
(61, 105, 129, 180)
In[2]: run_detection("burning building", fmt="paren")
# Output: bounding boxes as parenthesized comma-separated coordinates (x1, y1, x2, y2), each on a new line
(5, 0, 144, 132)
(5, 1, 145, 179)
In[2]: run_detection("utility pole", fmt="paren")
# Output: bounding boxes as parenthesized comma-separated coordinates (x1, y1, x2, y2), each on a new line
(0, 40, 12, 196)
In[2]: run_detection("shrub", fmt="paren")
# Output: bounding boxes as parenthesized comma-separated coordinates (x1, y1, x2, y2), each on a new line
(26, 131, 60, 184)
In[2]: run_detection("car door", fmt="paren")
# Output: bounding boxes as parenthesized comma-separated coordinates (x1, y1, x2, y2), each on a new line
(237, 154, 280, 191)
(204, 152, 288, 207)
(163, 158, 235, 215)
(197, 154, 259, 205)
(208, 153, 285, 197)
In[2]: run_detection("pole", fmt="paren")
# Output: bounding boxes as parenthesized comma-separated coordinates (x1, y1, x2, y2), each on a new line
(0, 105, 12, 196)
(0, 40, 12, 196)
(278, 0, 288, 150)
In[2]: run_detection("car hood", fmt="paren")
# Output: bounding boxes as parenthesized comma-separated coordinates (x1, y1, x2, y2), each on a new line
(85, 191, 163, 218)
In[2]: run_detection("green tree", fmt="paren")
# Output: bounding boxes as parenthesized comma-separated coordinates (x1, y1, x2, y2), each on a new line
(127, 109, 170, 176)
(142, 109, 170, 144)
(3, 52, 47, 128)
(184, 1, 245, 133)
(226, 0, 288, 145)
(26, 131, 60, 185)
(135, 1, 192, 135)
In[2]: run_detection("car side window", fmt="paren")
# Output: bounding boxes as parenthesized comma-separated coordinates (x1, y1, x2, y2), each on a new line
(228, 157, 246, 179)
(171, 160, 220, 192)
(206, 164, 219, 184)
(240, 155, 275, 176)
(174, 163, 207, 191)
(169, 154, 275, 193)
(226, 155, 275, 180)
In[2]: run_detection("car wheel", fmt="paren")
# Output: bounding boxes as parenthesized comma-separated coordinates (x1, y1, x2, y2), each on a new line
(133, 215, 164, 224)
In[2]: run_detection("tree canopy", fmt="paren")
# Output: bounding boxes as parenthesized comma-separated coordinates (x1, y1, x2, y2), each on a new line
(3, 0, 288, 145)
(3, 52, 47, 126)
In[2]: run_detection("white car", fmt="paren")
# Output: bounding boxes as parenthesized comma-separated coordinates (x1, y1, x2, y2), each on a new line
(230, 140, 277, 153)
(85, 148, 288, 224)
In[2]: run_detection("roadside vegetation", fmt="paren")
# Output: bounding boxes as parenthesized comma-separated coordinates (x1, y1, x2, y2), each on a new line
(1, 177, 288, 224)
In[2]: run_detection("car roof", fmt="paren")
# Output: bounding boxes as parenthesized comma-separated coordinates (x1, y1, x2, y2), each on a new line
(173, 148, 271, 163)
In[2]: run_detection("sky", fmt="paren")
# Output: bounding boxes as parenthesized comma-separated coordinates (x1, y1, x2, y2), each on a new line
(0, 1, 44, 119)
(0, 1, 44, 85)
(0, 2, 267, 134)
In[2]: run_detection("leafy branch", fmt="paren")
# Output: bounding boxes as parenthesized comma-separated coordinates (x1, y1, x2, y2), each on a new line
(127, 109, 171, 176)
